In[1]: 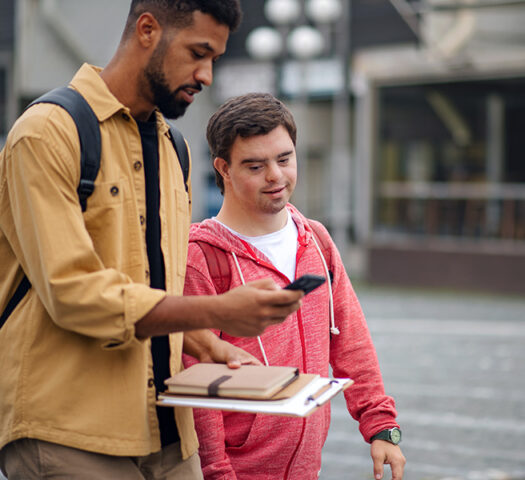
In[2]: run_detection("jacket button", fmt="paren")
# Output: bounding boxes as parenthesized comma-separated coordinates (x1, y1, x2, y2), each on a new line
(110, 186, 119, 196)
(140, 215, 145, 225)
(134, 161, 142, 171)
(122, 113, 130, 121)
(147, 378, 155, 388)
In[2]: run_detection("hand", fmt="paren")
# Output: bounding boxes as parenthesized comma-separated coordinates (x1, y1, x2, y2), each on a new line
(183, 329, 262, 368)
(207, 337, 262, 368)
(214, 278, 303, 337)
(135, 278, 302, 339)
(370, 440, 406, 480)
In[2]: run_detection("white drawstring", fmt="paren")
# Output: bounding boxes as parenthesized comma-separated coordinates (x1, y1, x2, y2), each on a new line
(310, 234, 339, 336)
(231, 251, 270, 366)
(229, 231, 338, 368)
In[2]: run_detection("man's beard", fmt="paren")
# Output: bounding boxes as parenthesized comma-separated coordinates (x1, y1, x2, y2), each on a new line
(144, 42, 194, 119)
(148, 73, 189, 119)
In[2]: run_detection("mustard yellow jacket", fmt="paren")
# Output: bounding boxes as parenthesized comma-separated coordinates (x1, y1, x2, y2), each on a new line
(0, 64, 198, 458)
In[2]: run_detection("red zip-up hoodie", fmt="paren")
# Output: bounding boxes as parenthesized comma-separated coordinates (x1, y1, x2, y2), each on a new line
(183, 205, 399, 480)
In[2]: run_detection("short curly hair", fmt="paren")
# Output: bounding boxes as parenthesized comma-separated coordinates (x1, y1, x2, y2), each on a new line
(124, 0, 242, 36)
(207, 93, 297, 194)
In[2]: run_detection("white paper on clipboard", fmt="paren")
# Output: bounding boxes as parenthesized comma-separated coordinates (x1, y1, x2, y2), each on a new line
(157, 375, 353, 417)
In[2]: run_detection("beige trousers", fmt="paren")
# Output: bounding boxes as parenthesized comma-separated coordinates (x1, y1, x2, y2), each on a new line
(0, 438, 203, 480)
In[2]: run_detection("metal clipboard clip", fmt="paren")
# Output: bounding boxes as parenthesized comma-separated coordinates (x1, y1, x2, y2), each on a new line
(304, 380, 341, 407)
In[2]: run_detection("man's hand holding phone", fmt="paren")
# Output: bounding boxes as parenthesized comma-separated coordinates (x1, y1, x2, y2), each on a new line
(284, 274, 326, 295)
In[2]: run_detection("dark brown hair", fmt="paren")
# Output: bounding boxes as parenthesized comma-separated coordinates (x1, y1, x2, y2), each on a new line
(207, 93, 297, 194)
(124, 0, 242, 37)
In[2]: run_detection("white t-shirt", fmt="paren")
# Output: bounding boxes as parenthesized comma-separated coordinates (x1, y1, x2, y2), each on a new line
(213, 210, 298, 281)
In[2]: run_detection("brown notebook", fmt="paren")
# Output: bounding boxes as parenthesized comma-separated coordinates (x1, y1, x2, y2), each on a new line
(164, 364, 300, 400)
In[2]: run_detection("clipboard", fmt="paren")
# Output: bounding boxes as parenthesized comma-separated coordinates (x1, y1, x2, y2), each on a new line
(157, 374, 353, 417)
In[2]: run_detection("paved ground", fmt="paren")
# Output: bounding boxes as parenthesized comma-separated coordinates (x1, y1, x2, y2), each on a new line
(2, 285, 523, 480)
(320, 284, 525, 480)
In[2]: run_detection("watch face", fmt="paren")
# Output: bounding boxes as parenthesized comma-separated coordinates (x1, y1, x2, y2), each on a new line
(390, 428, 401, 444)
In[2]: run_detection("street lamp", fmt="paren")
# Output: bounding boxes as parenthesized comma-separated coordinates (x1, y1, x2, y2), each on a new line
(264, 0, 301, 25)
(306, 0, 343, 24)
(246, 3, 327, 61)
(247, 0, 343, 60)
(246, 0, 351, 255)
(245, 27, 283, 61)
(286, 25, 324, 59)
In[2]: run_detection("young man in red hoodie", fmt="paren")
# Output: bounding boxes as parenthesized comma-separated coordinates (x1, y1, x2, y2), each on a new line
(183, 93, 406, 480)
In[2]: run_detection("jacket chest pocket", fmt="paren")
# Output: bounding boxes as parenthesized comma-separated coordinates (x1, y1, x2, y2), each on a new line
(83, 178, 142, 270)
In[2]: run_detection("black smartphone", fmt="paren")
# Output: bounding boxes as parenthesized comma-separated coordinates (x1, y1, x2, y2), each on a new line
(284, 274, 326, 295)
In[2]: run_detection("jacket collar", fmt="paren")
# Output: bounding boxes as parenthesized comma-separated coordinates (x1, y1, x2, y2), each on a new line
(69, 63, 171, 136)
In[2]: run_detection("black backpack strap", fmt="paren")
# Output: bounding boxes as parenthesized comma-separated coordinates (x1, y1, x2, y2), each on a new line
(0, 276, 31, 330)
(1, 88, 101, 330)
(3, 99, 187, 329)
(28, 87, 101, 212)
(168, 124, 189, 193)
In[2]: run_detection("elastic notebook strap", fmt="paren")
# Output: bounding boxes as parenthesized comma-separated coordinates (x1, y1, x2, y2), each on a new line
(208, 375, 232, 396)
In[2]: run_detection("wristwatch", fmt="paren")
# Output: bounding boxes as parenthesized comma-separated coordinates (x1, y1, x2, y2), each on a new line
(370, 427, 402, 445)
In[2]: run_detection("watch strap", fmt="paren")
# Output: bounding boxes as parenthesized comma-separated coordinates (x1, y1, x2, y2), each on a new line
(370, 427, 401, 444)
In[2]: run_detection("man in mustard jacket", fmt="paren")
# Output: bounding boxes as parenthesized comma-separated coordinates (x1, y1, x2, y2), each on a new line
(0, 1, 302, 478)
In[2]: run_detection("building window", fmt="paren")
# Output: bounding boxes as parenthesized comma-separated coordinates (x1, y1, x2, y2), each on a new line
(375, 79, 525, 243)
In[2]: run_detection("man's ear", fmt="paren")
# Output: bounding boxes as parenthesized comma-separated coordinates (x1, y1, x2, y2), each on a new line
(213, 157, 230, 179)
(135, 12, 162, 49)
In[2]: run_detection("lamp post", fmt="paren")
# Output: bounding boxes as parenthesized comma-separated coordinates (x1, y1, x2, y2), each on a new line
(245, 0, 352, 256)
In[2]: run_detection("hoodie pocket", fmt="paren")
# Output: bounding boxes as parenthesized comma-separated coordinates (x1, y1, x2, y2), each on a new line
(225, 413, 306, 476)
(223, 412, 257, 449)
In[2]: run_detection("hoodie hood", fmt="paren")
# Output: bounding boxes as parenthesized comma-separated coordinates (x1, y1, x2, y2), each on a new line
(189, 203, 314, 262)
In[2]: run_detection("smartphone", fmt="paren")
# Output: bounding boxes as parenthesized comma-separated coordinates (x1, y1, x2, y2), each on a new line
(284, 274, 326, 295)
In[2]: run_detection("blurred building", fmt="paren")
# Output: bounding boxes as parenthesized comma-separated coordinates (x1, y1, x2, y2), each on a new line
(352, 0, 525, 295)
(217, 0, 525, 294)
(1, 0, 524, 294)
